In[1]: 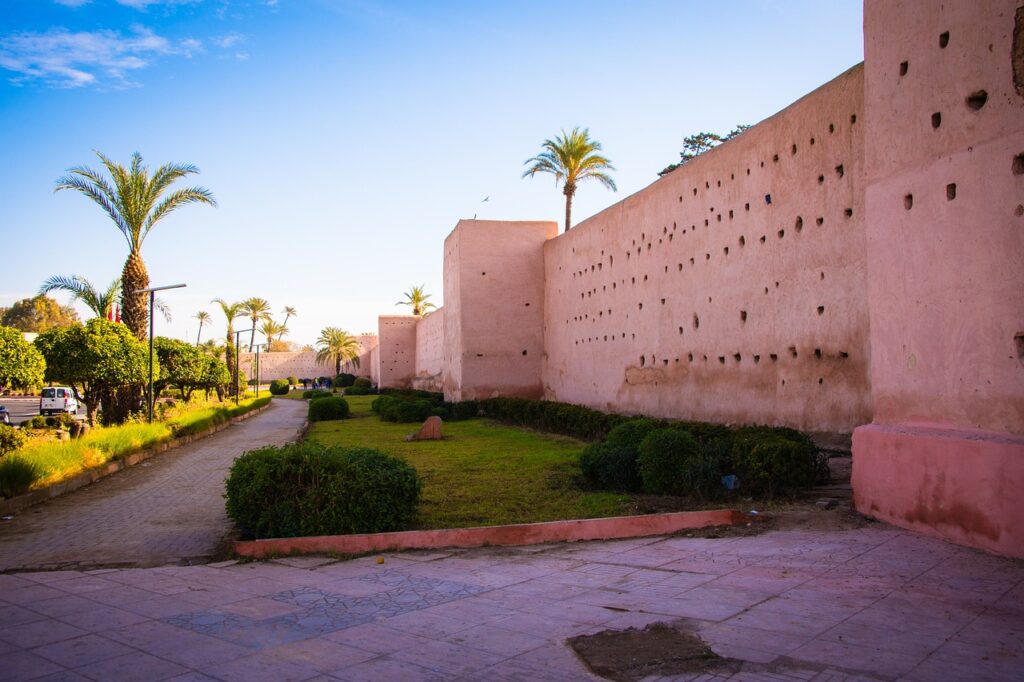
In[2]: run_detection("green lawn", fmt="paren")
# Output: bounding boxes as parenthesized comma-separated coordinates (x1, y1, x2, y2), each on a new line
(309, 395, 634, 529)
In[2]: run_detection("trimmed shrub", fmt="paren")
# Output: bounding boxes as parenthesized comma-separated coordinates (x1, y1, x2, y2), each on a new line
(477, 397, 626, 441)
(731, 428, 823, 498)
(606, 419, 662, 450)
(268, 379, 290, 396)
(638, 428, 723, 498)
(374, 395, 433, 423)
(287, 376, 298, 386)
(225, 442, 421, 538)
(308, 396, 350, 421)
(579, 442, 643, 492)
(0, 424, 25, 457)
(0, 457, 39, 498)
(446, 400, 479, 421)
(336, 373, 356, 388)
(353, 377, 372, 389)
(344, 386, 373, 396)
(302, 389, 331, 400)
(25, 416, 47, 429)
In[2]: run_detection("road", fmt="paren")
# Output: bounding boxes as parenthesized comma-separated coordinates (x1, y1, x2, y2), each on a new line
(1, 396, 85, 425)
(0, 397, 307, 570)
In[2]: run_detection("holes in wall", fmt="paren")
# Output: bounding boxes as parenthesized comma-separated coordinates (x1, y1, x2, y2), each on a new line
(705, 219, 709, 227)
(733, 353, 741, 362)
(810, 137, 815, 145)
(640, 355, 646, 367)
(791, 144, 797, 155)
(693, 187, 698, 196)
(814, 348, 822, 359)
(760, 235, 766, 244)
(723, 246, 730, 255)
(739, 235, 746, 247)
(638, 302, 643, 310)
(678, 326, 684, 335)
(764, 194, 772, 204)
(718, 356, 726, 364)
(481, 272, 486, 276)
(899, 60, 909, 76)
(778, 229, 785, 239)
(773, 154, 779, 163)
(932, 112, 942, 129)
(795, 216, 803, 232)
(753, 355, 760, 364)
(660, 298, 666, 305)
(717, 180, 722, 187)
(705, 181, 710, 189)
(770, 353, 778, 361)
(1012, 153, 1024, 175)
(688, 353, 694, 362)
(745, 202, 750, 211)
(835, 164, 845, 178)
(845, 208, 854, 218)
(717, 214, 722, 222)
(693, 314, 700, 330)
(1015, 333, 1024, 362)
(850, 114, 857, 124)
(818, 377, 824, 385)
(939, 31, 949, 48)
(946, 183, 957, 200)
(966, 90, 988, 110)
(522, 350, 528, 356)
(789, 346, 798, 358)
(817, 305, 825, 315)
(904, 194, 914, 210)
(678, 263, 683, 272)
(679, 195, 683, 203)
(818, 174, 825, 184)
(816, 217, 824, 226)
(829, 123, 835, 133)
(840, 351, 850, 359)
(740, 310, 748, 323)
(729, 210, 734, 219)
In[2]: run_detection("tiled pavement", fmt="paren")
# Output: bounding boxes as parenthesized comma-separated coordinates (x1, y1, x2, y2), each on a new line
(0, 399, 307, 571)
(1, 526, 1021, 681)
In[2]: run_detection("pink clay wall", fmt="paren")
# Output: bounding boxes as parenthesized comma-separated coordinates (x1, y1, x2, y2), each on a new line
(542, 66, 872, 433)
(442, 220, 557, 401)
(412, 308, 445, 392)
(237, 351, 329, 382)
(339, 334, 377, 378)
(376, 316, 418, 388)
(853, 0, 1024, 558)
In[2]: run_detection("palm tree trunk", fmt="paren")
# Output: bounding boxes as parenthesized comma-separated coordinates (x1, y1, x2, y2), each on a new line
(563, 186, 575, 233)
(281, 313, 291, 339)
(121, 251, 150, 340)
(196, 324, 202, 346)
(249, 322, 256, 352)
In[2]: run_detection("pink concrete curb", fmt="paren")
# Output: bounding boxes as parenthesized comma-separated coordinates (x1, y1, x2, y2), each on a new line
(0, 402, 274, 517)
(233, 509, 747, 558)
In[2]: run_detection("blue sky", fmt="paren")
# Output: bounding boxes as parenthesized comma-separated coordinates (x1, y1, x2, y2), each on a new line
(0, 0, 864, 346)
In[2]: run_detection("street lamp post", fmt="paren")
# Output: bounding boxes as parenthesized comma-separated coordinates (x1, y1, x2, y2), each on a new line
(135, 283, 187, 423)
(233, 328, 254, 405)
(253, 342, 268, 398)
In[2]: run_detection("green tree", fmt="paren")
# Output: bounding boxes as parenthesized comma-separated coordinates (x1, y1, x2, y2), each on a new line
(523, 127, 617, 232)
(194, 311, 211, 345)
(154, 337, 206, 401)
(34, 319, 151, 424)
(259, 319, 287, 343)
(280, 306, 297, 338)
(54, 151, 216, 340)
(212, 298, 242, 394)
(240, 297, 272, 351)
(315, 327, 361, 376)
(0, 295, 80, 332)
(39, 275, 119, 319)
(396, 285, 436, 316)
(0, 326, 46, 392)
(659, 124, 751, 176)
(199, 355, 231, 401)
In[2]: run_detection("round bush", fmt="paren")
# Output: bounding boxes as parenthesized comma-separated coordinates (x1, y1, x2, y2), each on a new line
(606, 419, 661, 450)
(344, 386, 372, 396)
(732, 434, 818, 498)
(287, 376, 298, 386)
(268, 379, 290, 396)
(308, 396, 350, 421)
(638, 428, 722, 497)
(353, 377, 372, 389)
(336, 373, 356, 388)
(225, 442, 421, 538)
(0, 424, 25, 457)
(580, 442, 642, 492)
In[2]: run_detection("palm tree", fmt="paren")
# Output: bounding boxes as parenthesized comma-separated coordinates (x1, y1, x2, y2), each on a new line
(212, 298, 242, 391)
(55, 151, 216, 340)
(522, 127, 617, 232)
(240, 297, 272, 351)
(259, 318, 287, 343)
(194, 311, 211, 345)
(315, 327, 361, 375)
(280, 306, 297, 339)
(39, 274, 173, 322)
(396, 285, 437, 316)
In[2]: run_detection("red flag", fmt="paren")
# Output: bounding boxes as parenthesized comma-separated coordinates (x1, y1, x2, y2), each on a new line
(106, 305, 113, 321)
(115, 304, 121, 324)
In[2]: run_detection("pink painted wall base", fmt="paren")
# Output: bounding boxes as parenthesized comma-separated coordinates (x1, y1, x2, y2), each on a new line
(233, 509, 748, 558)
(852, 424, 1024, 559)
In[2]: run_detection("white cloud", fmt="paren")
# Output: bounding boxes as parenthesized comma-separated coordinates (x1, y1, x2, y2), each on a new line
(0, 25, 190, 89)
(115, 0, 199, 9)
(213, 33, 243, 49)
(53, 0, 93, 8)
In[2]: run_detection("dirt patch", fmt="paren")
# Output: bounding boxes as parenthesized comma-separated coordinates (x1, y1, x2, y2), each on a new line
(568, 621, 741, 681)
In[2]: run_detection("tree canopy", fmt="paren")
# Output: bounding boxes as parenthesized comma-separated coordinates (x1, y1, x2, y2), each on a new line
(0, 325, 46, 392)
(0, 295, 80, 332)
(658, 125, 752, 176)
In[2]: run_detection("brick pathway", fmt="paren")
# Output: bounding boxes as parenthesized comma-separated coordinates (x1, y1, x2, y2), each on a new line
(0, 399, 307, 571)
(0, 526, 1021, 681)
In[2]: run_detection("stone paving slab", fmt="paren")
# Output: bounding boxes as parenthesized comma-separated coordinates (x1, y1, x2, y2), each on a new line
(0, 399, 307, 571)
(0, 526, 1021, 680)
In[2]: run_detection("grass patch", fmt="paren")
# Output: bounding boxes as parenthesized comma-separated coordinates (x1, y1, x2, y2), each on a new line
(7, 395, 270, 494)
(309, 396, 633, 529)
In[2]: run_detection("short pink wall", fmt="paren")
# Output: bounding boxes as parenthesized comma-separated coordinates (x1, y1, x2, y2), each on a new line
(377, 316, 418, 389)
(412, 308, 445, 392)
(442, 219, 557, 401)
(853, 424, 1024, 559)
(233, 509, 745, 558)
(238, 351, 329, 382)
(542, 66, 871, 433)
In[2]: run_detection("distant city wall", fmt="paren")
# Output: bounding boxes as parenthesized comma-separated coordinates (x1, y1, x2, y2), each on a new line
(412, 308, 445, 392)
(239, 334, 377, 383)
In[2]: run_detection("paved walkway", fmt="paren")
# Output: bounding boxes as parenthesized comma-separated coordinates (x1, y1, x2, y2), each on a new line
(0, 526, 1021, 681)
(0, 399, 307, 571)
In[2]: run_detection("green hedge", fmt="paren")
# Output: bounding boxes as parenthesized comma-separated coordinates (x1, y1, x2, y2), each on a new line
(335, 373, 356, 387)
(344, 386, 373, 395)
(353, 377, 372, 389)
(225, 442, 421, 538)
(269, 379, 290, 396)
(638, 428, 723, 498)
(476, 397, 629, 440)
(302, 389, 331, 400)
(309, 396, 350, 421)
(372, 395, 433, 423)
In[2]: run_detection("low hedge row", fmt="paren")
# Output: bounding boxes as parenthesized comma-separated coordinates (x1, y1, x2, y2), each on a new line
(371, 390, 479, 423)
(302, 389, 331, 400)
(225, 442, 421, 539)
(309, 396, 350, 421)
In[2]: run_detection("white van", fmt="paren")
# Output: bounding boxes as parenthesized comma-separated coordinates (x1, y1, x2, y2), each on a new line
(40, 387, 80, 416)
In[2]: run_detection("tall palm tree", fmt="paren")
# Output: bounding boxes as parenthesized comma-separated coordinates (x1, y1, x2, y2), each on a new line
(280, 306, 297, 339)
(522, 127, 617, 232)
(315, 327, 361, 376)
(240, 297, 272, 351)
(396, 285, 436, 316)
(259, 318, 287, 343)
(55, 151, 216, 340)
(212, 298, 242, 391)
(194, 311, 211, 346)
(39, 274, 173, 322)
